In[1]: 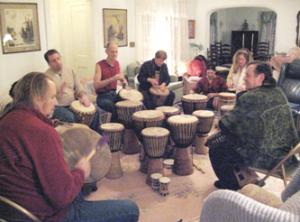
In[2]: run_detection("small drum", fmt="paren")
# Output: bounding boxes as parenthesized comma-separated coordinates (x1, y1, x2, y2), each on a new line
(159, 177, 171, 196)
(220, 104, 235, 117)
(181, 94, 208, 114)
(167, 115, 198, 175)
(116, 100, 144, 154)
(142, 127, 169, 184)
(163, 159, 174, 176)
(151, 173, 163, 192)
(70, 100, 96, 126)
(150, 86, 170, 107)
(218, 92, 236, 111)
(100, 123, 125, 179)
(55, 123, 111, 183)
(118, 88, 143, 102)
(192, 110, 215, 135)
(155, 106, 181, 119)
(116, 100, 144, 128)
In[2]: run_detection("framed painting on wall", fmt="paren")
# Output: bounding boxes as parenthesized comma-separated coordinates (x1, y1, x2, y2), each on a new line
(297, 11, 300, 47)
(103, 8, 127, 47)
(188, 20, 195, 39)
(0, 2, 41, 54)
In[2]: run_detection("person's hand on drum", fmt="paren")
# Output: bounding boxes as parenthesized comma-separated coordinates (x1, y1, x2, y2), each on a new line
(147, 78, 159, 87)
(75, 157, 91, 180)
(207, 92, 218, 99)
(79, 94, 91, 107)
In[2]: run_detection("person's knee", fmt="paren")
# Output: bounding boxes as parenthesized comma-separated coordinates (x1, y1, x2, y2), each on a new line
(97, 99, 115, 113)
(53, 107, 76, 123)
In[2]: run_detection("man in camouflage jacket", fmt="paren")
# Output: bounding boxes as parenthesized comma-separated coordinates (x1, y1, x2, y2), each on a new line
(208, 61, 299, 190)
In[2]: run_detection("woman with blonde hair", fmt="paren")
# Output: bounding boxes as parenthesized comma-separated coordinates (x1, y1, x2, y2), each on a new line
(227, 48, 253, 93)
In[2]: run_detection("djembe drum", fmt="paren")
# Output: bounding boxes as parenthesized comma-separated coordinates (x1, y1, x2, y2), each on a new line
(119, 88, 143, 102)
(55, 123, 111, 184)
(218, 92, 236, 111)
(70, 100, 96, 126)
(116, 100, 143, 154)
(181, 94, 208, 114)
(192, 110, 215, 154)
(150, 86, 170, 107)
(132, 110, 165, 173)
(100, 123, 125, 179)
(142, 127, 169, 185)
(167, 115, 198, 175)
(156, 106, 181, 157)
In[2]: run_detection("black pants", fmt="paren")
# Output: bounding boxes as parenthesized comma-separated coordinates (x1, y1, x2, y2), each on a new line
(208, 133, 245, 190)
(141, 90, 175, 109)
(96, 91, 121, 122)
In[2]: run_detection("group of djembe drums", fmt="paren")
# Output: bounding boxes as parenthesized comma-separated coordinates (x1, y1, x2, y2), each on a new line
(55, 87, 237, 196)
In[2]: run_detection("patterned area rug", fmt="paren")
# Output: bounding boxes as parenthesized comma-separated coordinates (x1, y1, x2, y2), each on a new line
(87, 153, 217, 222)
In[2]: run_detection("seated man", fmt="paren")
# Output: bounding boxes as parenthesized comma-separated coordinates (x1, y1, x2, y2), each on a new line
(195, 65, 228, 109)
(44, 49, 101, 131)
(137, 50, 175, 109)
(208, 62, 299, 190)
(0, 72, 139, 222)
(94, 42, 127, 122)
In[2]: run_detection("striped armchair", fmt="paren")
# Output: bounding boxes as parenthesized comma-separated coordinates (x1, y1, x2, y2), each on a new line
(200, 167, 300, 222)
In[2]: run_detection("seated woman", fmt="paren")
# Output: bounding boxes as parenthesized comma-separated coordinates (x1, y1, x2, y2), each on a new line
(183, 55, 208, 94)
(227, 48, 253, 93)
(195, 65, 228, 110)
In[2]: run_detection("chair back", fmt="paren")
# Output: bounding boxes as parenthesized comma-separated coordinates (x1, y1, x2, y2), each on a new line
(0, 195, 41, 222)
(278, 59, 300, 104)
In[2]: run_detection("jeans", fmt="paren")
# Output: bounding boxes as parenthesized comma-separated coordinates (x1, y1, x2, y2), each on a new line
(62, 192, 139, 222)
(96, 91, 120, 122)
(141, 90, 175, 109)
(208, 134, 244, 190)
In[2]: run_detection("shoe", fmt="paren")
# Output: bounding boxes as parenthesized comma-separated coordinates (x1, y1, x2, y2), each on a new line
(214, 180, 240, 190)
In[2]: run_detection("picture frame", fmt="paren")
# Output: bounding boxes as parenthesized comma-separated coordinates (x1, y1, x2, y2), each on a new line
(188, 20, 195, 39)
(0, 3, 41, 54)
(103, 8, 127, 47)
(296, 11, 300, 47)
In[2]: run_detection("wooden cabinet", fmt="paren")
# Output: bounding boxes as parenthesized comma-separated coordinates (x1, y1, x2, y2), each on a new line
(231, 31, 258, 56)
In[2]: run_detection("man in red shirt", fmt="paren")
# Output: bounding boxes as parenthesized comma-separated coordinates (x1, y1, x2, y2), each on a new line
(0, 72, 139, 221)
(196, 65, 228, 109)
(94, 42, 127, 121)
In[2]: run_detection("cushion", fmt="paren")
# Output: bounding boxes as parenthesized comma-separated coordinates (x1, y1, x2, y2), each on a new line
(239, 184, 283, 208)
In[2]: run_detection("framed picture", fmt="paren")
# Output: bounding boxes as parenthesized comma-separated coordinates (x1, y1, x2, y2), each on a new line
(296, 11, 300, 47)
(188, 20, 195, 39)
(103, 8, 127, 47)
(0, 3, 41, 54)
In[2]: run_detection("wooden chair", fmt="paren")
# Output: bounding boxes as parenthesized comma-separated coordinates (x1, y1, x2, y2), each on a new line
(234, 142, 300, 188)
(0, 195, 41, 222)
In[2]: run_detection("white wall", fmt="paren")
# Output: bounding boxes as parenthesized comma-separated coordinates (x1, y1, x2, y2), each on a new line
(194, 0, 300, 55)
(92, 0, 136, 70)
(0, 0, 48, 91)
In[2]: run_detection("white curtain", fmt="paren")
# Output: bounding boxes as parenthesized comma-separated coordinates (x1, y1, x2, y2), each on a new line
(136, 0, 189, 75)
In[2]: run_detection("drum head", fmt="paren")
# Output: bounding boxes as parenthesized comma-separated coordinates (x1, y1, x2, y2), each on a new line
(100, 123, 124, 132)
(119, 88, 143, 102)
(192, 110, 214, 118)
(156, 106, 180, 115)
(218, 92, 236, 99)
(182, 93, 208, 102)
(70, 100, 96, 114)
(116, 100, 143, 107)
(167, 114, 198, 124)
(141, 127, 169, 137)
(133, 110, 165, 121)
(55, 123, 111, 183)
